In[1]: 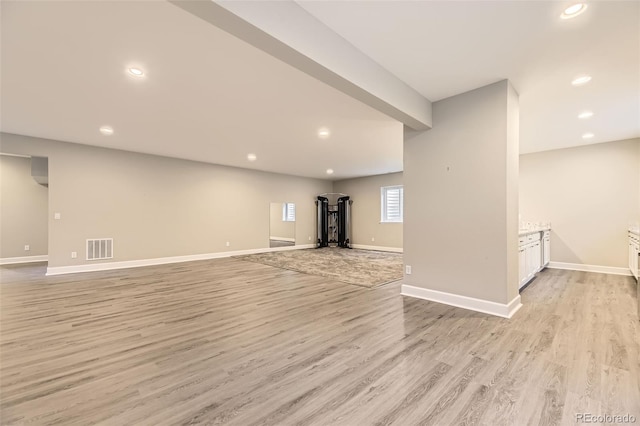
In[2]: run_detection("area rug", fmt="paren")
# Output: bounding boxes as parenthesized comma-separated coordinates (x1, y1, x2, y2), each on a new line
(234, 248, 403, 288)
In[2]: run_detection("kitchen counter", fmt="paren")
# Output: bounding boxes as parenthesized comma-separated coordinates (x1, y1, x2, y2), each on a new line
(518, 227, 551, 289)
(519, 227, 551, 237)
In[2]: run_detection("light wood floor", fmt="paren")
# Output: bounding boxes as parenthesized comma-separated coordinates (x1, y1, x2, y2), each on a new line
(1, 259, 638, 425)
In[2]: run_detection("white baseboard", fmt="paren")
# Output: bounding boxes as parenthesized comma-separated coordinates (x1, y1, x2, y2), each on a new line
(351, 244, 403, 253)
(45, 244, 315, 276)
(0, 255, 48, 265)
(547, 261, 632, 276)
(401, 284, 522, 319)
(269, 236, 296, 242)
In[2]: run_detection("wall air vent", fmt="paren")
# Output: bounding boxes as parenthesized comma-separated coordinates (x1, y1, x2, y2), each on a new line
(86, 238, 113, 261)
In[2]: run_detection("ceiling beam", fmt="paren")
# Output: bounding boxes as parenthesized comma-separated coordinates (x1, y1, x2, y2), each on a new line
(168, 0, 432, 131)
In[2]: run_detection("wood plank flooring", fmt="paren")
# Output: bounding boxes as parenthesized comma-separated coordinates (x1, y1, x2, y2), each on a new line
(1, 259, 638, 425)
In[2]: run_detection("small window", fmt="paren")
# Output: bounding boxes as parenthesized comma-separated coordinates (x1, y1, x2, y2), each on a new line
(381, 186, 403, 223)
(282, 202, 296, 222)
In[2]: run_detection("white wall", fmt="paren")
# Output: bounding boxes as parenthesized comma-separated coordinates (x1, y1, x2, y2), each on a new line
(333, 172, 403, 249)
(520, 138, 640, 268)
(403, 80, 519, 308)
(0, 155, 48, 259)
(1, 133, 331, 269)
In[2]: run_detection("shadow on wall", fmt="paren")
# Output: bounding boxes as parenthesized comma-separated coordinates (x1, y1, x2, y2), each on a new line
(550, 230, 582, 264)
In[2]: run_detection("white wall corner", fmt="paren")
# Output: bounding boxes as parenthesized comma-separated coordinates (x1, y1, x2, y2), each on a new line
(401, 284, 522, 319)
(45, 244, 315, 276)
(547, 262, 632, 276)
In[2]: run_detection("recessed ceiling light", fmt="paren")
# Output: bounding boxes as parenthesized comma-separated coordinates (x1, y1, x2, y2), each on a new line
(571, 75, 592, 86)
(128, 67, 144, 77)
(582, 132, 594, 139)
(326, 168, 334, 175)
(578, 111, 594, 119)
(318, 128, 331, 139)
(247, 153, 257, 161)
(99, 126, 114, 135)
(561, 3, 587, 19)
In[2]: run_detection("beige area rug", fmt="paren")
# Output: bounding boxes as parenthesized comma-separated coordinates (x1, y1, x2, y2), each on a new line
(234, 248, 403, 288)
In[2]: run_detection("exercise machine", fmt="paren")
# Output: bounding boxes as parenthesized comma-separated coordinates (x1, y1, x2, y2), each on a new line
(316, 193, 352, 248)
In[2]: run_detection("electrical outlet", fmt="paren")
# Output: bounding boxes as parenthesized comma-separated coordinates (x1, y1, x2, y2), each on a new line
(226, 241, 230, 247)
(371, 237, 375, 242)
(54, 212, 61, 220)
(405, 265, 412, 275)
(71, 251, 77, 259)
(308, 236, 311, 241)
(24, 245, 30, 251)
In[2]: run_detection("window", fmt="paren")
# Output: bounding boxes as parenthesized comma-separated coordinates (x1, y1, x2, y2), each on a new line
(381, 186, 403, 223)
(282, 202, 296, 222)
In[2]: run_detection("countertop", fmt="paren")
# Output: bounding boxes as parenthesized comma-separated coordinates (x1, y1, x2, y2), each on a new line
(519, 227, 551, 237)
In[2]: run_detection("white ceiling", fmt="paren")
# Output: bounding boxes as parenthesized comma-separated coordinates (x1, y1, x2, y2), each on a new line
(0, 1, 403, 180)
(299, 0, 640, 154)
(2, 1, 639, 180)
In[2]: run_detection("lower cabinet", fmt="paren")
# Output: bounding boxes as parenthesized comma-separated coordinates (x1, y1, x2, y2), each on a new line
(542, 231, 550, 267)
(518, 246, 527, 288)
(630, 231, 639, 280)
(519, 231, 545, 290)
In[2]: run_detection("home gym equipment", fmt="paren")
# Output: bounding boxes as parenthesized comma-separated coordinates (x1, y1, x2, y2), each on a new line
(316, 193, 352, 248)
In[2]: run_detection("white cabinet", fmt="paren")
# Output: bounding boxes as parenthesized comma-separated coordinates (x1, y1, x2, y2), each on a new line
(630, 231, 639, 280)
(518, 245, 527, 288)
(542, 230, 550, 267)
(531, 239, 541, 278)
(518, 230, 546, 290)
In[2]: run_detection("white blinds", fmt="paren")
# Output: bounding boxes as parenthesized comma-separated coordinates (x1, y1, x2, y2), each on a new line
(381, 186, 403, 223)
(282, 203, 296, 222)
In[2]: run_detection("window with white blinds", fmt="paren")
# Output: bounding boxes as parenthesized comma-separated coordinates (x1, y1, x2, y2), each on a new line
(381, 186, 403, 223)
(282, 203, 296, 222)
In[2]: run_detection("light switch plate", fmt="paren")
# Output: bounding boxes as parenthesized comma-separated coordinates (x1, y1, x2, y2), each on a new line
(54, 213, 61, 220)
(405, 265, 412, 275)
(24, 245, 30, 251)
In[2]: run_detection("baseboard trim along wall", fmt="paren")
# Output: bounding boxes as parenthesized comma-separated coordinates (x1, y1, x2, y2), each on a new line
(400, 284, 523, 319)
(46, 244, 315, 276)
(351, 244, 403, 253)
(0, 255, 49, 265)
(547, 261, 632, 276)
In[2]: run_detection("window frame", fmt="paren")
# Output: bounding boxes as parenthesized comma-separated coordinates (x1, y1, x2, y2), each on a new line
(380, 185, 404, 223)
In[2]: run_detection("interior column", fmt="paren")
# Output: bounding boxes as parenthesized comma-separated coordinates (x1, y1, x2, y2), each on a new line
(402, 80, 520, 318)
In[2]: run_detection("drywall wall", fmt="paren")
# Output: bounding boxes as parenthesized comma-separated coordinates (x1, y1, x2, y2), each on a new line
(333, 172, 403, 249)
(505, 82, 520, 303)
(403, 80, 519, 307)
(0, 133, 331, 268)
(520, 138, 640, 268)
(269, 202, 295, 240)
(0, 155, 49, 259)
